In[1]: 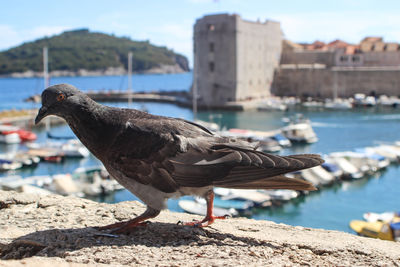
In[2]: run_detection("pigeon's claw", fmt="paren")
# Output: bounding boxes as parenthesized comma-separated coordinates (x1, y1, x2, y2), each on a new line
(109, 221, 149, 234)
(97, 221, 127, 231)
(180, 191, 230, 227)
(97, 207, 160, 235)
(182, 214, 228, 228)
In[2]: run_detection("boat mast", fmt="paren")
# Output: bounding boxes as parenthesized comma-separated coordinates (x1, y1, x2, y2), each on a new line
(43, 47, 50, 134)
(192, 41, 198, 121)
(333, 70, 338, 100)
(127, 51, 133, 107)
(43, 47, 49, 88)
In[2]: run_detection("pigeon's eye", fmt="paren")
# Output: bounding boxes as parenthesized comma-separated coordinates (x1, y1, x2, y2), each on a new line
(57, 94, 66, 102)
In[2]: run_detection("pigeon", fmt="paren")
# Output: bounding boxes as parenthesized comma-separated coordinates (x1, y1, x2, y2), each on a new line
(35, 84, 324, 233)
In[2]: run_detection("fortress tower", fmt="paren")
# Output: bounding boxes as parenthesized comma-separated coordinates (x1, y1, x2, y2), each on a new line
(192, 14, 282, 107)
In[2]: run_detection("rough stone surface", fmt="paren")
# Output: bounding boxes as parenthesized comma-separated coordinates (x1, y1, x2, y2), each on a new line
(0, 190, 399, 266)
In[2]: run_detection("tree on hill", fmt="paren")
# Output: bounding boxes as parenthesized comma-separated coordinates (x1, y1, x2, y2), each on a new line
(0, 29, 189, 75)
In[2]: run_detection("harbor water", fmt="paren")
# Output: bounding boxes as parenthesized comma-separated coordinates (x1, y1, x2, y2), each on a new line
(0, 72, 399, 233)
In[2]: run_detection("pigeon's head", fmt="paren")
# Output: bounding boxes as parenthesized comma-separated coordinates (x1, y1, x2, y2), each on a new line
(35, 84, 85, 124)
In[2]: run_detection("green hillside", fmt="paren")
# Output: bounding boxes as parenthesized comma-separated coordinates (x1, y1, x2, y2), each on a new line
(0, 29, 189, 74)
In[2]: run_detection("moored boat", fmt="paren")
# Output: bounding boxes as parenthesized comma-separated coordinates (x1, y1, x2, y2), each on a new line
(214, 188, 272, 207)
(363, 211, 400, 223)
(350, 220, 400, 241)
(281, 122, 318, 144)
(178, 200, 238, 217)
(0, 125, 36, 143)
(27, 139, 90, 158)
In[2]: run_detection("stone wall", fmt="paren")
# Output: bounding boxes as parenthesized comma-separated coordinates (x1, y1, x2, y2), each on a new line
(1, 190, 400, 266)
(273, 66, 400, 98)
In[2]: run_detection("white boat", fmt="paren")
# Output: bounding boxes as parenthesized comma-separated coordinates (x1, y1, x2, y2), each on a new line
(354, 94, 376, 107)
(258, 99, 287, 111)
(365, 146, 398, 163)
(325, 156, 363, 180)
(363, 211, 400, 222)
(194, 119, 220, 132)
(330, 151, 376, 175)
(214, 188, 272, 207)
(354, 148, 391, 169)
(301, 166, 335, 187)
(262, 189, 299, 201)
(27, 139, 90, 158)
(0, 129, 20, 144)
(271, 133, 291, 147)
(0, 175, 53, 190)
(281, 122, 318, 143)
(302, 100, 324, 108)
(178, 200, 238, 217)
(321, 162, 343, 179)
(73, 165, 124, 196)
(377, 95, 400, 107)
(324, 99, 353, 110)
(300, 168, 321, 188)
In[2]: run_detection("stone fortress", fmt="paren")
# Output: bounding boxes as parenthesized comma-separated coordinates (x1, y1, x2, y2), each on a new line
(193, 14, 400, 108)
(192, 13, 282, 108)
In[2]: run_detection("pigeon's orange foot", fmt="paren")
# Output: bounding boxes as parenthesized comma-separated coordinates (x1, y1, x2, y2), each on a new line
(97, 220, 150, 233)
(178, 214, 230, 228)
(96, 207, 160, 234)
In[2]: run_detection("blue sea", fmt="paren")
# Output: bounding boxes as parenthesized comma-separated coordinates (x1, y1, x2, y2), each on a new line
(0, 72, 399, 233)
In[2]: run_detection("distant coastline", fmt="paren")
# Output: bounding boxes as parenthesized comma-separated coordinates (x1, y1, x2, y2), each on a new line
(0, 64, 189, 78)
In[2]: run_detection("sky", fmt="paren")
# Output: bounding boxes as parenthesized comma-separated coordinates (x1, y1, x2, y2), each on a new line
(1, 0, 400, 66)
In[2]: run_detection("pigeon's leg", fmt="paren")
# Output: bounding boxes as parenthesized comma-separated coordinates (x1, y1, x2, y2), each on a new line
(182, 190, 229, 227)
(98, 207, 160, 234)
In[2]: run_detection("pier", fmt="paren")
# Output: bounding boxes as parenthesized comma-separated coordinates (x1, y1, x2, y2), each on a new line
(86, 90, 191, 105)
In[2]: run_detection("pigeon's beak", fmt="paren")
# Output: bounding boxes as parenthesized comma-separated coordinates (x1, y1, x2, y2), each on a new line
(35, 106, 48, 125)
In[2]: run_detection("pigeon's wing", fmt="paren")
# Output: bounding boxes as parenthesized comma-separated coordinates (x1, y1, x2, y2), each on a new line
(169, 143, 323, 191)
(107, 116, 215, 193)
(108, 115, 323, 193)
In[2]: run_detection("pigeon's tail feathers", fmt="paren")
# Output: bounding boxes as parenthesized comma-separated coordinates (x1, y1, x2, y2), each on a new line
(170, 145, 323, 191)
(215, 175, 317, 191)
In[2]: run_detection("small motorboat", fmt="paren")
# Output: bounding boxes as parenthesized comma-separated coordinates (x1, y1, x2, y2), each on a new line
(0, 159, 23, 171)
(0, 129, 20, 144)
(178, 199, 238, 217)
(0, 125, 36, 143)
(363, 211, 400, 223)
(0, 152, 40, 170)
(324, 98, 353, 110)
(262, 189, 299, 202)
(72, 165, 123, 196)
(214, 188, 272, 207)
(281, 118, 318, 144)
(321, 162, 343, 180)
(194, 196, 254, 213)
(350, 220, 400, 242)
(271, 133, 291, 147)
(300, 165, 335, 187)
(27, 139, 90, 158)
(325, 156, 363, 180)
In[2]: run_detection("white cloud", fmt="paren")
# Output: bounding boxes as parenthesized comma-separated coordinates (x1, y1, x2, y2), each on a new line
(0, 25, 20, 50)
(135, 22, 194, 66)
(273, 11, 400, 44)
(0, 25, 71, 51)
(28, 26, 71, 40)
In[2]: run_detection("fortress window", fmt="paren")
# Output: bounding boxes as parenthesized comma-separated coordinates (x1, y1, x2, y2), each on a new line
(340, 55, 348, 62)
(209, 42, 214, 52)
(209, 62, 215, 72)
(207, 24, 215, 31)
(352, 56, 360, 62)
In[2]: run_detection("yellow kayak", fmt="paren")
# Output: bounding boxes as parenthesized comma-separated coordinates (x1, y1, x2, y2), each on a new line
(350, 219, 400, 241)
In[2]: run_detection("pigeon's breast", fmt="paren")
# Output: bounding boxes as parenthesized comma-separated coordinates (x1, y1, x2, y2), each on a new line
(105, 165, 176, 210)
